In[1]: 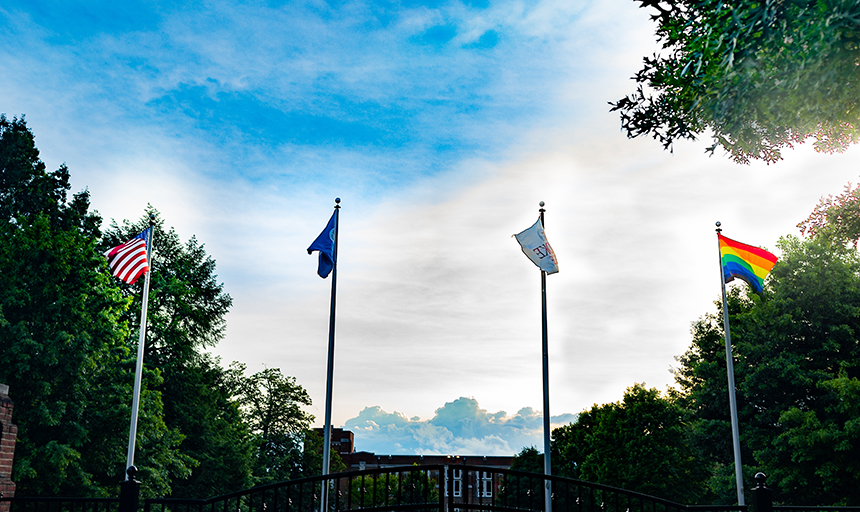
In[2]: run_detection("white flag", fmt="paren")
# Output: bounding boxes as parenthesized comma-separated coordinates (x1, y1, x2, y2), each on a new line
(514, 217, 559, 274)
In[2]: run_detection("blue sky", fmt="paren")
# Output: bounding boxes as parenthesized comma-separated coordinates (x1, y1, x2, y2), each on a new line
(4, 0, 860, 456)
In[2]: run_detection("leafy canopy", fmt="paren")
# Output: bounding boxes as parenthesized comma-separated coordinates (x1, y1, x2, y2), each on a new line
(1, 116, 320, 499)
(102, 212, 251, 498)
(676, 233, 860, 505)
(612, 0, 860, 163)
(235, 365, 319, 485)
(552, 384, 707, 503)
(798, 182, 860, 245)
(0, 115, 184, 497)
(546, 182, 860, 504)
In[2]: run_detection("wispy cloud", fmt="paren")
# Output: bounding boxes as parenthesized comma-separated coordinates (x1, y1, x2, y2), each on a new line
(1, 0, 622, 182)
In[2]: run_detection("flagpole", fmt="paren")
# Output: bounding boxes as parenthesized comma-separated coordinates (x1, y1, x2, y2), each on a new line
(125, 214, 155, 478)
(321, 198, 340, 512)
(539, 202, 552, 512)
(715, 221, 745, 506)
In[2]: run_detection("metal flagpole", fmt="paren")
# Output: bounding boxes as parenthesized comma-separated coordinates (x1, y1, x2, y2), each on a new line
(125, 214, 155, 477)
(715, 221, 745, 506)
(321, 198, 341, 512)
(539, 202, 552, 512)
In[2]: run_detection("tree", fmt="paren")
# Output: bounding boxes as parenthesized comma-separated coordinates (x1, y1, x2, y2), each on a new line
(798, 182, 860, 245)
(158, 355, 252, 498)
(509, 446, 546, 475)
(0, 115, 186, 497)
(552, 385, 708, 503)
(676, 234, 860, 504)
(611, 0, 860, 164)
(344, 468, 437, 508)
(396, 467, 439, 506)
(236, 365, 327, 484)
(101, 213, 253, 498)
(496, 447, 550, 510)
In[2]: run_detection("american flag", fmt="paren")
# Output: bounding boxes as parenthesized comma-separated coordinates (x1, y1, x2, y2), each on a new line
(105, 227, 151, 285)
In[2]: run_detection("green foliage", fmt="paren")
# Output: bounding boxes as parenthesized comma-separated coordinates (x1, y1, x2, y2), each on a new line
(1, 115, 319, 499)
(297, 430, 343, 478)
(510, 446, 546, 474)
(102, 213, 251, 498)
(798, 182, 860, 245)
(236, 365, 316, 484)
(398, 467, 439, 505)
(774, 374, 860, 504)
(343, 470, 438, 509)
(552, 385, 708, 503)
(499, 447, 549, 509)
(156, 355, 251, 498)
(612, 0, 860, 163)
(673, 289, 755, 503)
(102, 212, 233, 363)
(677, 233, 860, 504)
(347, 472, 399, 507)
(0, 115, 182, 497)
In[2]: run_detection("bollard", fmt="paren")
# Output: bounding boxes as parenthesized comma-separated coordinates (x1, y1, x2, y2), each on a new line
(119, 466, 141, 512)
(751, 472, 772, 512)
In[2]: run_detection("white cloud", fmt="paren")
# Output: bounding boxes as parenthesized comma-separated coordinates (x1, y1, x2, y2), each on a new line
(343, 397, 576, 455)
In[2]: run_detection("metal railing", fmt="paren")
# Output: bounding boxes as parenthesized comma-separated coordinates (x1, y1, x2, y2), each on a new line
(1, 497, 120, 512)
(448, 465, 745, 512)
(144, 465, 443, 512)
(775, 508, 860, 512)
(3, 465, 857, 512)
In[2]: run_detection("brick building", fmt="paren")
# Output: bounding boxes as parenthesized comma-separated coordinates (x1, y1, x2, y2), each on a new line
(313, 427, 355, 456)
(0, 384, 17, 512)
(313, 427, 513, 472)
(313, 428, 514, 502)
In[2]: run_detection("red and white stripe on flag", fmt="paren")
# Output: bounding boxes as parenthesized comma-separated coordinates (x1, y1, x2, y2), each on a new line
(106, 227, 151, 284)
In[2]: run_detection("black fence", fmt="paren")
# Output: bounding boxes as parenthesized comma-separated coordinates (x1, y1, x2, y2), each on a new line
(144, 465, 441, 512)
(0, 497, 120, 512)
(2, 466, 856, 512)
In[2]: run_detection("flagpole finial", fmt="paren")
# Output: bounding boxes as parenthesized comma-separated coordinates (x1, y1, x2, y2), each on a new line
(716, 221, 722, 233)
(149, 213, 156, 226)
(539, 201, 545, 213)
(334, 197, 341, 209)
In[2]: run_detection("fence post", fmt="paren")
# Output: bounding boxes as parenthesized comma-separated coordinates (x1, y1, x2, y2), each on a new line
(751, 472, 772, 512)
(120, 466, 141, 512)
(441, 465, 448, 512)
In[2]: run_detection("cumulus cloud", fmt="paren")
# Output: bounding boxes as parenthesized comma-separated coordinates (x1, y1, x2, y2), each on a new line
(343, 397, 577, 455)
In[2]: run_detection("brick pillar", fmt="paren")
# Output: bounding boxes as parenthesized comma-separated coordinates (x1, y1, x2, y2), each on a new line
(0, 383, 17, 512)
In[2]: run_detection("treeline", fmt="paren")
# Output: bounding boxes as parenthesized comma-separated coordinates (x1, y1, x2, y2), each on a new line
(513, 185, 860, 506)
(0, 115, 338, 499)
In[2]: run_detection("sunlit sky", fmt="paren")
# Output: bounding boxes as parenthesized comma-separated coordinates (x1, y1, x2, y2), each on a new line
(3, 0, 858, 456)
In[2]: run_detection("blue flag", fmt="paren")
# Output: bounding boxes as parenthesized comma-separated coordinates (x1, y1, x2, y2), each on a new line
(307, 211, 337, 278)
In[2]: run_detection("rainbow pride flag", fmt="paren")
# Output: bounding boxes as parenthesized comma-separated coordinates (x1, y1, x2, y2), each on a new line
(719, 234, 778, 294)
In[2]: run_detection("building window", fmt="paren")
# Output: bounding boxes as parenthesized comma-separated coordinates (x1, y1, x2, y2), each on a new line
(453, 469, 462, 497)
(480, 472, 492, 498)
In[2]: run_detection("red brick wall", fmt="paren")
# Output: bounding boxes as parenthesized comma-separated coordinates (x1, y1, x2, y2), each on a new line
(0, 384, 17, 512)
